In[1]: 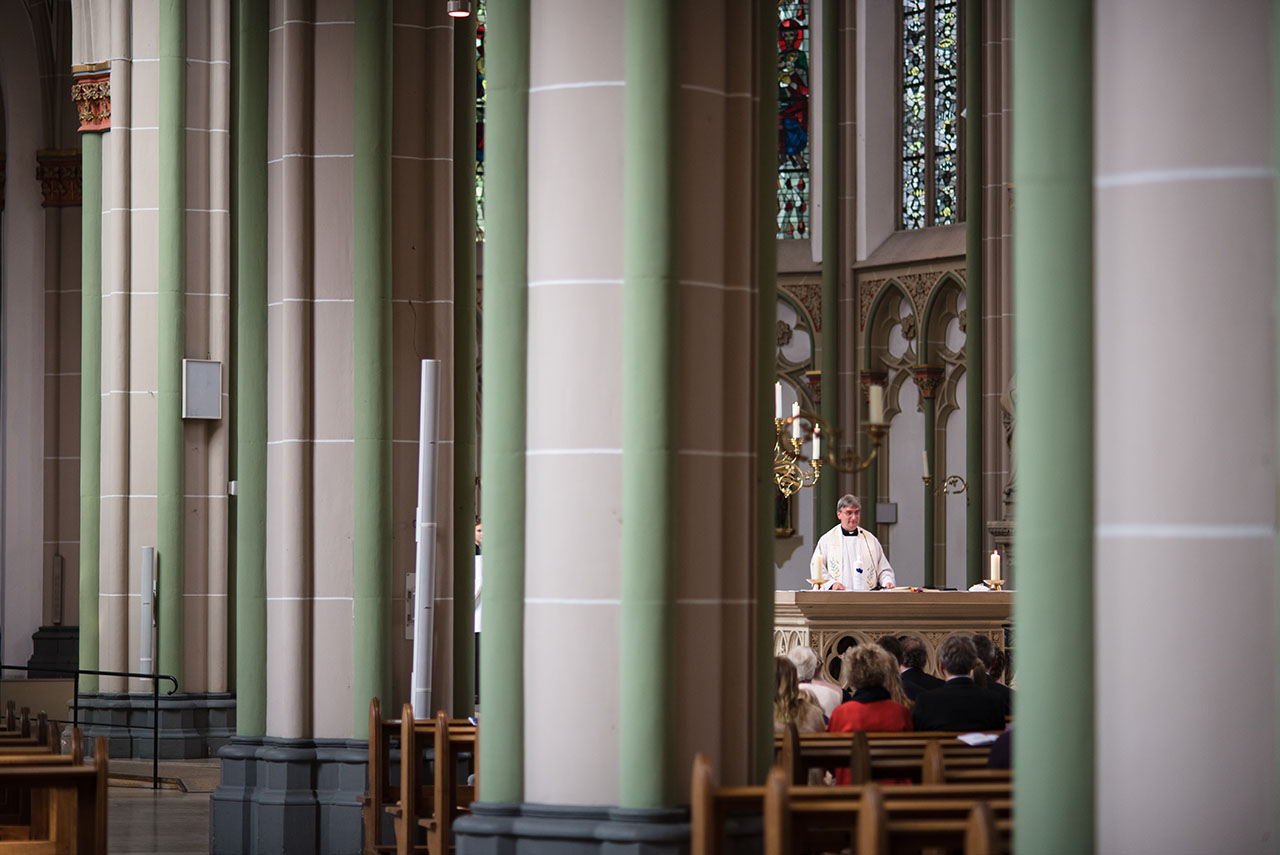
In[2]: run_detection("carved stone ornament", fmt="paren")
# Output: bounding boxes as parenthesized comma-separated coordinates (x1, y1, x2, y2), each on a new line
(72, 72, 111, 132)
(900, 314, 917, 340)
(784, 282, 823, 332)
(859, 268, 966, 331)
(36, 151, 82, 207)
(911, 364, 945, 399)
(776, 318, 794, 347)
(958, 308, 967, 332)
(859, 370, 888, 403)
(36, 152, 82, 207)
(804, 370, 822, 404)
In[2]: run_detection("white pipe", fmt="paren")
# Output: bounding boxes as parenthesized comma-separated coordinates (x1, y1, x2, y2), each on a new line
(410, 360, 441, 718)
(140, 546, 155, 675)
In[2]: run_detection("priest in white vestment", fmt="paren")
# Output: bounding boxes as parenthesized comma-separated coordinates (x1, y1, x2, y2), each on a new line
(809, 494, 895, 590)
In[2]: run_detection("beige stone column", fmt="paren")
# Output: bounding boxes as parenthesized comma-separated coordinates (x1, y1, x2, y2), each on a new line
(387, 3, 458, 717)
(97, 0, 134, 692)
(182, 0, 233, 694)
(1095, 1, 1276, 849)
(521, 0, 759, 805)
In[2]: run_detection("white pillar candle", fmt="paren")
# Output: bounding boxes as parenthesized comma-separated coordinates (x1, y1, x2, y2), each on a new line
(990, 549, 1001, 582)
(868, 385, 884, 424)
(775, 381, 782, 419)
(813, 425, 821, 457)
(792, 402, 801, 439)
(922, 450, 930, 478)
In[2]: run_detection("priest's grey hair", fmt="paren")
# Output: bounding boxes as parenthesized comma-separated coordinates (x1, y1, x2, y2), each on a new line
(836, 494, 861, 512)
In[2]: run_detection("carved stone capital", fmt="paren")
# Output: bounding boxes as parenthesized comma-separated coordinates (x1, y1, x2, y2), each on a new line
(36, 151, 82, 207)
(804, 369, 822, 404)
(859, 370, 887, 402)
(72, 71, 111, 132)
(911, 364, 945, 399)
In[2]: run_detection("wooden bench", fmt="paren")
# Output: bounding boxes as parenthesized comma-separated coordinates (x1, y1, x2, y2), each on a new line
(393, 707, 477, 855)
(693, 753, 1011, 855)
(0, 733, 107, 853)
(777, 727, 1000, 785)
(361, 698, 477, 855)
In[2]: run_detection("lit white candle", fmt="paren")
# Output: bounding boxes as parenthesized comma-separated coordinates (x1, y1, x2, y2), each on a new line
(868, 385, 884, 424)
(813, 425, 821, 458)
(792, 402, 801, 439)
(774, 382, 782, 419)
(922, 450, 930, 479)
(989, 550, 1001, 582)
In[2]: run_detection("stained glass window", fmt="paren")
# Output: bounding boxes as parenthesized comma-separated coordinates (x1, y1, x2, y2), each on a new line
(475, 0, 486, 241)
(901, 0, 961, 229)
(777, 0, 809, 240)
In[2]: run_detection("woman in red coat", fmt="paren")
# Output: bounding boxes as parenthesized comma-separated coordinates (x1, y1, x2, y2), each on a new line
(829, 644, 912, 783)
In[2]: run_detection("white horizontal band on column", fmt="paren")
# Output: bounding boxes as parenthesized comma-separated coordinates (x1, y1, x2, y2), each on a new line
(529, 81, 624, 93)
(1097, 523, 1273, 539)
(1095, 166, 1274, 188)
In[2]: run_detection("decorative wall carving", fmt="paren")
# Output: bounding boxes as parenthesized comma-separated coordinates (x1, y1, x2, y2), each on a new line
(911, 364, 945, 399)
(72, 71, 111, 132)
(777, 319, 794, 347)
(859, 370, 887, 403)
(784, 282, 823, 332)
(859, 267, 966, 331)
(36, 151, 82, 207)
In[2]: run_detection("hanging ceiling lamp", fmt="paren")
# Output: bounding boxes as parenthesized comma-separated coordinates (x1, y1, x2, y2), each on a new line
(447, 0, 471, 17)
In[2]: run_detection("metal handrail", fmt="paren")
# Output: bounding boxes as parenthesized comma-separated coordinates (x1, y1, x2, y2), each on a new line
(1, 663, 178, 789)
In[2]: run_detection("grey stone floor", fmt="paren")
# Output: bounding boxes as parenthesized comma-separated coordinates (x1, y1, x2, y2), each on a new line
(108, 758, 220, 854)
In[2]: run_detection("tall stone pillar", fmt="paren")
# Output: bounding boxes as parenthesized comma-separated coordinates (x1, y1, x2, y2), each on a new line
(459, 0, 765, 850)
(1094, 1, 1276, 850)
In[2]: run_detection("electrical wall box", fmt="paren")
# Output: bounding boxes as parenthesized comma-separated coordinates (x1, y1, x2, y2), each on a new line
(183, 359, 223, 419)
(877, 502, 898, 524)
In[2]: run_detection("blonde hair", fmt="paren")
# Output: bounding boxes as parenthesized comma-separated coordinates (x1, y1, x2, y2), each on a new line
(774, 656, 819, 725)
(840, 644, 912, 709)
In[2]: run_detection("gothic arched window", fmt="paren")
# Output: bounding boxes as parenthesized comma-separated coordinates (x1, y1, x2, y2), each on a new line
(901, 0, 960, 229)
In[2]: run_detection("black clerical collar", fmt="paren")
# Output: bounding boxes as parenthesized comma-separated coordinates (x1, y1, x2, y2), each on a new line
(841, 527, 859, 536)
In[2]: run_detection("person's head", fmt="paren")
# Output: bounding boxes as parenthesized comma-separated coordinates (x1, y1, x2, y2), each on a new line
(900, 635, 929, 670)
(775, 656, 799, 705)
(787, 645, 820, 683)
(474, 520, 483, 547)
(937, 634, 978, 678)
(877, 634, 904, 666)
(841, 643, 912, 707)
(836, 494, 862, 532)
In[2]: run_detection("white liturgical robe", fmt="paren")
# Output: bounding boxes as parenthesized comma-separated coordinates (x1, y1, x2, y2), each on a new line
(809, 524, 894, 590)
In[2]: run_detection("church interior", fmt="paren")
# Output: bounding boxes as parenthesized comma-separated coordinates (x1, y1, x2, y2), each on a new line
(0, 0, 1275, 852)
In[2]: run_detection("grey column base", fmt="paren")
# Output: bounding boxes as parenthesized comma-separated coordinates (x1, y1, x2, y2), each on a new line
(210, 735, 367, 855)
(75, 691, 236, 759)
(456, 801, 733, 855)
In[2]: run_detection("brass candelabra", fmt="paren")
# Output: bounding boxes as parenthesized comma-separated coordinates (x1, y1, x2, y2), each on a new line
(774, 411, 886, 499)
(922, 474, 968, 496)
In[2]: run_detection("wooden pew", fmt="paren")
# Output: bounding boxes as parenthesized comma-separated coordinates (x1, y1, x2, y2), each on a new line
(0, 733, 107, 853)
(395, 707, 477, 855)
(361, 698, 477, 855)
(777, 727, 999, 785)
(693, 753, 1011, 855)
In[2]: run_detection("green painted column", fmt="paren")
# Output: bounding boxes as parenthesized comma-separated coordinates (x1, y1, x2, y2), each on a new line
(754, 0, 779, 784)
(79, 130, 103, 692)
(816, 0, 838, 517)
(921, 387, 936, 588)
(234, 0, 268, 737)
(620, 0, 677, 809)
(964, 0, 984, 589)
(1273, 0, 1280, 829)
(452, 13, 478, 719)
(352, 0, 394, 738)
(477, 0, 529, 804)
(157, 0, 187, 685)
(1011, 1, 1094, 852)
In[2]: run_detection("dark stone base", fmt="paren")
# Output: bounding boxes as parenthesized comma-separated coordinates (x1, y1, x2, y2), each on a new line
(75, 691, 235, 759)
(27, 625, 79, 677)
(210, 736, 367, 855)
(456, 802, 704, 855)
